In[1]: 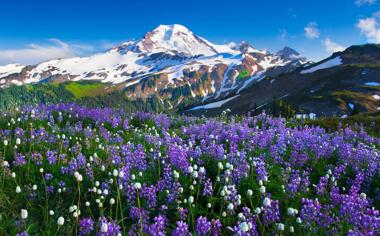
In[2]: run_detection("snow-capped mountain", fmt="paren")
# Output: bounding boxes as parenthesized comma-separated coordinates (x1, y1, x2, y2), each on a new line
(0, 24, 308, 107)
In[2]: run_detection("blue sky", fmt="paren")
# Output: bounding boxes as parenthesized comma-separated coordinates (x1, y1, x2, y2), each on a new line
(1, 0, 380, 65)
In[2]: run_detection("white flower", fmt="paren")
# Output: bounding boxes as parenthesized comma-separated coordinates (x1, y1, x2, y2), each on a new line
(360, 192, 367, 200)
(39, 168, 44, 173)
(238, 213, 245, 221)
(32, 184, 37, 191)
(57, 216, 65, 225)
(247, 189, 253, 196)
(11, 172, 16, 178)
(227, 203, 234, 210)
(255, 207, 261, 214)
(2, 161, 9, 167)
(101, 222, 108, 232)
(21, 209, 28, 219)
(207, 203, 212, 208)
(263, 197, 271, 207)
(74, 172, 83, 182)
(69, 205, 77, 213)
(49, 210, 54, 216)
(239, 222, 249, 232)
(222, 211, 227, 217)
(16, 186, 21, 193)
(289, 226, 295, 233)
(4, 140, 8, 146)
(296, 217, 302, 224)
(73, 212, 79, 218)
(112, 169, 118, 177)
(85, 201, 90, 206)
(110, 198, 115, 205)
(218, 162, 223, 170)
(192, 171, 198, 178)
(287, 208, 295, 216)
(133, 182, 141, 190)
(187, 166, 194, 174)
(188, 196, 194, 204)
(260, 186, 266, 194)
(16, 138, 21, 145)
(277, 223, 285, 231)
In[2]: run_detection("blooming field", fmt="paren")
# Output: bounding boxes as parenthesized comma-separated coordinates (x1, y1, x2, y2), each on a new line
(0, 104, 379, 235)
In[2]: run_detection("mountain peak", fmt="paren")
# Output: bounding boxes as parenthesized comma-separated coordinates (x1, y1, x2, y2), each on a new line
(135, 24, 217, 56)
(154, 24, 191, 33)
(276, 46, 300, 57)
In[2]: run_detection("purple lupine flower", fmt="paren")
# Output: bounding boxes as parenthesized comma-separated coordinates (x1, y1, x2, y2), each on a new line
(16, 231, 28, 236)
(46, 150, 58, 165)
(196, 216, 211, 235)
(172, 221, 190, 236)
(211, 219, 222, 236)
(97, 217, 121, 236)
(262, 199, 280, 225)
(79, 217, 94, 235)
(149, 215, 167, 236)
(14, 153, 27, 166)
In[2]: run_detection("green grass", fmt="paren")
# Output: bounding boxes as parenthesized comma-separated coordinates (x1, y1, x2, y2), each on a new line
(64, 82, 108, 98)
(237, 69, 250, 81)
(350, 63, 380, 68)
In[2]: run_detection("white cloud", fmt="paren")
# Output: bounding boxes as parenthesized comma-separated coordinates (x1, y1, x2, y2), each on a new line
(355, 0, 377, 6)
(304, 22, 320, 39)
(323, 38, 346, 53)
(0, 39, 93, 66)
(357, 16, 380, 43)
(278, 29, 287, 43)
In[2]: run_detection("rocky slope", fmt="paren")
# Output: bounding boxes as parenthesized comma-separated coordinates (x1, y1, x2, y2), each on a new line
(186, 44, 380, 117)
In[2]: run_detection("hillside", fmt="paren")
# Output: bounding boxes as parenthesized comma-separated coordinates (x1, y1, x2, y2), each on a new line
(186, 45, 380, 117)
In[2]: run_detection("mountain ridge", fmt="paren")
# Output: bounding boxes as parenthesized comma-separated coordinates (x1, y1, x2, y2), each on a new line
(2, 25, 378, 118)
(0, 24, 308, 106)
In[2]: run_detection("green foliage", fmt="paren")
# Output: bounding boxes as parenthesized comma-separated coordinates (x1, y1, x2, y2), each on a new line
(237, 69, 250, 81)
(305, 112, 380, 137)
(64, 82, 108, 98)
(267, 98, 297, 118)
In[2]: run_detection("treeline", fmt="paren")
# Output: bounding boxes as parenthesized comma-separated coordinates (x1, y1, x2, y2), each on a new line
(0, 84, 75, 112)
(251, 98, 297, 118)
(0, 83, 186, 114)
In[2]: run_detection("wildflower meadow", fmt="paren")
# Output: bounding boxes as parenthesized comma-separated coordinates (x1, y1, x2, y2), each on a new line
(0, 104, 379, 235)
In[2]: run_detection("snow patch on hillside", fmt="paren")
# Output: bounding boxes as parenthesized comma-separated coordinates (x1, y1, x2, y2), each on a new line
(0, 64, 25, 79)
(189, 95, 240, 110)
(301, 56, 342, 74)
(365, 82, 380, 86)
